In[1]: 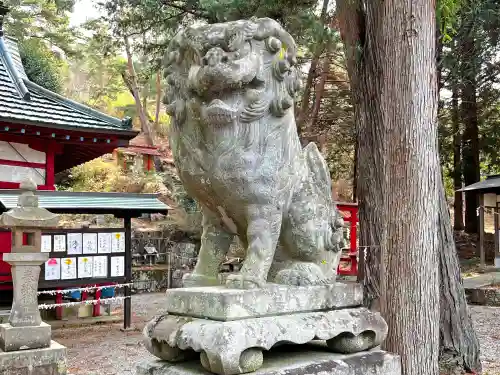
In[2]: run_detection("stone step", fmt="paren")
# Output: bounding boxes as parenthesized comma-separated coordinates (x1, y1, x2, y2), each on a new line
(165, 282, 362, 321)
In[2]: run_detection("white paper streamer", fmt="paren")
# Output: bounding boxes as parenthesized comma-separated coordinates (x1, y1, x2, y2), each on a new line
(37, 283, 133, 296)
(38, 296, 130, 310)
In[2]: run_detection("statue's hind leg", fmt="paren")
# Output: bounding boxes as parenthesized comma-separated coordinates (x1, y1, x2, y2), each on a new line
(183, 207, 234, 287)
(226, 204, 282, 289)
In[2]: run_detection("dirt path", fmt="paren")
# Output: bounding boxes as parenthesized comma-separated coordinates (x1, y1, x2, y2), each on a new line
(54, 293, 500, 375)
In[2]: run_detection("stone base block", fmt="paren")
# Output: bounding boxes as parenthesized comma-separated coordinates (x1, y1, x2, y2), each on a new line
(143, 308, 388, 375)
(164, 282, 362, 321)
(0, 322, 51, 352)
(0, 340, 67, 375)
(137, 346, 401, 375)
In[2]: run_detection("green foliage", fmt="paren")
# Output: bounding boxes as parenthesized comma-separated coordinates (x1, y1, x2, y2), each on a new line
(3, 0, 77, 53)
(18, 39, 64, 93)
(64, 157, 164, 193)
(437, 0, 462, 42)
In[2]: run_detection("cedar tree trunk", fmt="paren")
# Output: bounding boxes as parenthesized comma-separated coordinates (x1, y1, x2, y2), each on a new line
(338, 1, 481, 374)
(338, 1, 441, 375)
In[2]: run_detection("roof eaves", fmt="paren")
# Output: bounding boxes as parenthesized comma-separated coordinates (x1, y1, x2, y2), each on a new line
(0, 115, 139, 138)
(0, 36, 29, 100)
(23, 79, 133, 131)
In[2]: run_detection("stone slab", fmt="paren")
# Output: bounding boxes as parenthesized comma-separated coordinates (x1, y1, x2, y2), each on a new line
(0, 322, 51, 352)
(165, 282, 362, 321)
(144, 308, 388, 375)
(137, 347, 401, 375)
(0, 340, 67, 375)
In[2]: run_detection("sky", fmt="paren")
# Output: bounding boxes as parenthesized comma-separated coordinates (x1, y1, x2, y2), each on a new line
(70, 0, 102, 27)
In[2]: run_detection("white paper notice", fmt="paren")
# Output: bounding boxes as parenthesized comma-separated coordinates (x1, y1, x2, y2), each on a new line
(111, 232, 125, 253)
(111, 256, 125, 277)
(78, 256, 93, 278)
(53, 235, 66, 252)
(98, 233, 112, 254)
(41, 235, 52, 253)
(44, 258, 60, 280)
(67, 233, 83, 255)
(93, 256, 108, 278)
(82, 233, 98, 254)
(61, 258, 77, 280)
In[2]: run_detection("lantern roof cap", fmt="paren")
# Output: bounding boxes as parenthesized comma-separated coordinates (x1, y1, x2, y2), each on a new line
(0, 178, 59, 228)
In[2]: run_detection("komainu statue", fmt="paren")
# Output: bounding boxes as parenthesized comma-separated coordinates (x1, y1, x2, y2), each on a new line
(164, 17, 345, 289)
(139, 18, 396, 375)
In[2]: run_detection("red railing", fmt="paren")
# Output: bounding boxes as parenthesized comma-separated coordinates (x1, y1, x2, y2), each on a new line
(336, 202, 359, 276)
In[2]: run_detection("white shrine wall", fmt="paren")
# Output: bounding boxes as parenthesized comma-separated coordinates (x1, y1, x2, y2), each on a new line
(0, 141, 46, 185)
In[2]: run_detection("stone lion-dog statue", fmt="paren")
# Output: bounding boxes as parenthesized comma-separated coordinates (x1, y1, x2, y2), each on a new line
(164, 17, 345, 289)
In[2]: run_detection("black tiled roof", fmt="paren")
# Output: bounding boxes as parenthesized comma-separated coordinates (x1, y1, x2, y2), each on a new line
(0, 36, 134, 134)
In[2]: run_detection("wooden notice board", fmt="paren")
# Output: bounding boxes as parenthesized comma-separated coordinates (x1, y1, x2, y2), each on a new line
(39, 228, 128, 289)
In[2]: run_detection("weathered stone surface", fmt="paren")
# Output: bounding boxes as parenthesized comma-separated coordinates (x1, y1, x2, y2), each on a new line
(0, 322, 51, 352)
(137, 347, 401, 375)
(165, 282, 362, 320)
(0, 340, 67, 375)
(4, 252, 48, 327)
(0, 179, 59, 228)
(143, 308, 387, 375)
(164, 18, 345, 289)
(466, 286, 500, 306)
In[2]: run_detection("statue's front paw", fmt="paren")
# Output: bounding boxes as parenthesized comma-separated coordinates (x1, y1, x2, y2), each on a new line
(225, 273, 266, 289)
(182, 273, 220, 287)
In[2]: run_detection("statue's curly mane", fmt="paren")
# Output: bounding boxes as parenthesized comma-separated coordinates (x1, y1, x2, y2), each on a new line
(163, 18, 302, 129)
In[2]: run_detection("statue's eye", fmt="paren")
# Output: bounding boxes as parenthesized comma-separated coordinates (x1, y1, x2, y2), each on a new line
(221, 56, 229, 63)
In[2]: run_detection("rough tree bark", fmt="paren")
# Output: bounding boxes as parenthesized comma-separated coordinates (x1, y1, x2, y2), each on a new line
(452, 70, 464, 231)
(337, 1, 482, 374)
(438, 176, 482, 374)
(459, 13, 480, 234)
(338, 1, 441, 375)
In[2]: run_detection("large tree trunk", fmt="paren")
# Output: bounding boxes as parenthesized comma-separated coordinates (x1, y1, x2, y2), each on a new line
(452, 74, 464, 231)
(459, 14, 480, 234)
(438, 177, 482, 374)
(338, 1, 441, 375)
(338, 1, 481, 374)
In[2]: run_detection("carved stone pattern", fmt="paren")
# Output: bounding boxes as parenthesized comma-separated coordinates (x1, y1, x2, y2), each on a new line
(143, 308, 388, 375)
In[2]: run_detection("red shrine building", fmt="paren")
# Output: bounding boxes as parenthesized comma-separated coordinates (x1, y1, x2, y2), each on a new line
(0, 36, 137, 190)
(0, 16, 141, 287)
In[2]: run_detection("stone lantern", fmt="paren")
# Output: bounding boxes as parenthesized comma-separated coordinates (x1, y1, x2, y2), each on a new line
(0, 179, 59, 351)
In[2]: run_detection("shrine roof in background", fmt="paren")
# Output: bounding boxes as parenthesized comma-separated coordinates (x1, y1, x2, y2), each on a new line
(0, 36, 136, 136)
(0, 190, 171, 217)
(459, 175, 500, 194)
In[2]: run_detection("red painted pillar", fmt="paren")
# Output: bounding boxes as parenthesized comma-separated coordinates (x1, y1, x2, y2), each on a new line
(93, 287, 101, 317)
(45, 148, 55, 190)
(55, 289, 63, 320)
(349, 207, 358, 275)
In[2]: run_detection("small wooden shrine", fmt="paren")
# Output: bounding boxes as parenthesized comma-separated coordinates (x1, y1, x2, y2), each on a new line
(460, 174, 500, 268)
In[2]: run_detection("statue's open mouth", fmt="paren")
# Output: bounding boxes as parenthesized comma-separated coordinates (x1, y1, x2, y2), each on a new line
(203, 99, 238, 125)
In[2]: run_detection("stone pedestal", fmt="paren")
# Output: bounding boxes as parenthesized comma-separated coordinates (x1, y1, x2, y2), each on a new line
(0, 322, 51, 351)
(0, 341, 67, 375)
(137, 346, 401, 375)
(141, 283, 400, 375)
(3, 252, 47, 327)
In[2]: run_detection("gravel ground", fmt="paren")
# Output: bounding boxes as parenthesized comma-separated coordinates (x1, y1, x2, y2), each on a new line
(53, 293, 500, 375)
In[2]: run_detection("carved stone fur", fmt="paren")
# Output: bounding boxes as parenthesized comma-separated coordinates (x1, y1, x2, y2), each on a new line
(163, 17, 345, 289)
